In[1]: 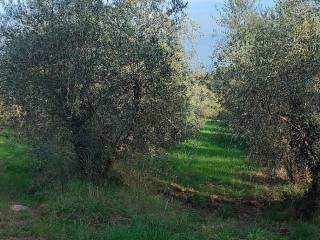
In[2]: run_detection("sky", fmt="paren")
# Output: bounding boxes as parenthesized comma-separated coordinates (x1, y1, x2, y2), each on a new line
(186, 0, 275, 70)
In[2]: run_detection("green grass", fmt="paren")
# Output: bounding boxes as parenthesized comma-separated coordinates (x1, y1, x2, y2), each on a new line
(156, 120, 296, 201)
(0, 120, 319, 240)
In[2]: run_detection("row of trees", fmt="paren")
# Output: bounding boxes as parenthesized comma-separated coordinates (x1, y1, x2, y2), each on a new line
(215, 0, 320, 217)
(3, 0, 318, 219)
(0, 0, 196, 179)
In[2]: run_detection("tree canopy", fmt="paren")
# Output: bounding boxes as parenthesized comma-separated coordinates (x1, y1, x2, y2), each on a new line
(0, 0, 192, 179)
(214, 0, 320, 217)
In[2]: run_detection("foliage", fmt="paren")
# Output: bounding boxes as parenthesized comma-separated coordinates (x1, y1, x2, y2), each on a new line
(188, 73, 222, 123)
(0, 0, 192, 179)
(214, 0, 320, 217)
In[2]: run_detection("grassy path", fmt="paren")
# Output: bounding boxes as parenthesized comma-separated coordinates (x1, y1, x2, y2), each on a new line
(157, 120, 292, 201)
(0, 121, 319, 239)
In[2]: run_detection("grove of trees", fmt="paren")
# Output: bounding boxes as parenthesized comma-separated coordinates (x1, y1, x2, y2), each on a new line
(1, 0, 320, 220)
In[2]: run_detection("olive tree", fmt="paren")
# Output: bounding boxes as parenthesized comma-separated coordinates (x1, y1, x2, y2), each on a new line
(0, 0, 191, 179)
(189, 72, 221, 122)
(214, 0, 320, 217)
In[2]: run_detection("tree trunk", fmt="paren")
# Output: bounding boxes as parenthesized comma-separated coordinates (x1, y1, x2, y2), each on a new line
(100, 76, 143, 178)
(298, 165, 320, 220)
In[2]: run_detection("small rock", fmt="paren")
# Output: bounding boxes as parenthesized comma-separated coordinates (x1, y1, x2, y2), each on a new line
(11, 204, 29, 212)
(169, 183, 186, 192)
(208, 194, 224, 203)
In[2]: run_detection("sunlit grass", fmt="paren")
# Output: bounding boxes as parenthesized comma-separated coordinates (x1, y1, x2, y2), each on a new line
(157, 120, 295, 201)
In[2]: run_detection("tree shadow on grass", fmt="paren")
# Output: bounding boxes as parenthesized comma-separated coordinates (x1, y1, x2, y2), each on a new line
(170, 144, 244, 160)
(158, 120, 291, 201)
